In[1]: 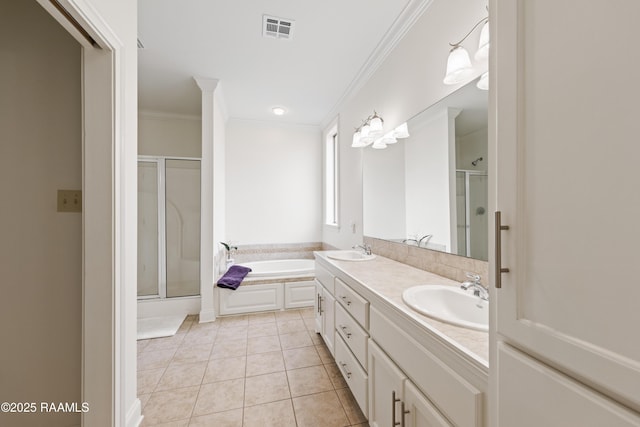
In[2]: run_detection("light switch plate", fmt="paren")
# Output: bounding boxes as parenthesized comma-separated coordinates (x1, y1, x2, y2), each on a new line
(57, 190, 82, 213)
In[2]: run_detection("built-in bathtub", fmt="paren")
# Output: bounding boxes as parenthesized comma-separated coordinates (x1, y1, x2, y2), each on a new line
(217, 258, 316, 315)
(238, 259, 315, 278)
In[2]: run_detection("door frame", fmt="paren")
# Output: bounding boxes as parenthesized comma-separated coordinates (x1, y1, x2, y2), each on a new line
(35, 1, 138, 426)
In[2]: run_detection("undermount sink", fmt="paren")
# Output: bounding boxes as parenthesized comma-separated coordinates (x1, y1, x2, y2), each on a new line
(402, 285, 488, 332)
(327, 250, 376, 262)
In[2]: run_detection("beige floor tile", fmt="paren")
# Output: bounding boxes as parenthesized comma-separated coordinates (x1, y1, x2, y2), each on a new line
(246, 351, 285, 377)
(324, 362, 348, 389)
(315, 343, 333, 364)
(139, 393, 152, 409)
(248, 311, 276, 324)
(279, 331, 313, 350)
(172, 343, 213, 365)
(138, 339, 151, 353)
(141, 419, 189, 427)
(182, 328, 217, 345)
(309, 331, 323, 345)
(218, 315, 249, 328)
(243, 399, 296, 427)
(210, 338, 248, 360)
(155, 362, 207, 391)
(247, 322, 279, 338)
(299, 307, 315, 319)
(203, 357, 246, 383)
(188, 408, 243, 427)
(188, 321, 218, 333)
(143, 334, 185, 353)
(336, 387, 367, 425)
(215, 326, 248, 342)
(275, 309, 302, 321)
(277, 319, 307, 334)
(138, 368, 165, 395)
(286, 365, 334, 397)
(247, 335, 281, 355)
(292, 390, 350, 427)
(138, 349, 177, 371)
(143, 386, 199, 425)
(192, 378, 244, 416)
(244, 372, 291, 406)
(303, 317, 317, 332)
(283, 346, 322, 370)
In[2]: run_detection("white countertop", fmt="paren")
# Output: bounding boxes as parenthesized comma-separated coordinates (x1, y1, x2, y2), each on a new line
(315, 251, 489, 370)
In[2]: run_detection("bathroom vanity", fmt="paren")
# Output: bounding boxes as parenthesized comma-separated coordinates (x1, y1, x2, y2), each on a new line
(314, 251, 489, 427)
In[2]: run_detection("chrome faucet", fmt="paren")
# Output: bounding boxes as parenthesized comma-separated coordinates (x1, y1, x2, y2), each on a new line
(418, 234, 432, 247)
(352, 244, 372, 256)
(460, 272, 489, 301)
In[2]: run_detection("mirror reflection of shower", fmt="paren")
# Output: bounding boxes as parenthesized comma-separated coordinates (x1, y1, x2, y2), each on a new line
(455, 170, 488, 261)
(471, 156, 483, 166)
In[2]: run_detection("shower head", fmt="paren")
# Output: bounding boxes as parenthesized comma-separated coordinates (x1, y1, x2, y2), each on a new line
(471, 157, 483, 166)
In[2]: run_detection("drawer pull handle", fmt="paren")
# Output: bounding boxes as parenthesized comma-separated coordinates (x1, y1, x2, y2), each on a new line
(401, 401, 410, 427)
(392, 390, 401, 426)
(339, 325, 352, 338)
(339, 362, 352, 379)
(340, 295, 352, 306)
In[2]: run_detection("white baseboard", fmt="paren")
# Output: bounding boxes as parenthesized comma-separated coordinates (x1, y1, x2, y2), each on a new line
(199, 308, 217, 323)
(125, 398, 143, 427)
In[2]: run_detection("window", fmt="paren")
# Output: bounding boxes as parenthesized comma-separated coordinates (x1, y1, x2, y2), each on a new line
(324, 123, 339, 227)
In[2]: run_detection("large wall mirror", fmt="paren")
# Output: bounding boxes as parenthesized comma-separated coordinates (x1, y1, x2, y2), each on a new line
(363, 79, 488, 260)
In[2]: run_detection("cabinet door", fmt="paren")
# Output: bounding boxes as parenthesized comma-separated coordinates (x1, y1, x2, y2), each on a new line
(322, 289, 335, 356)
(493, 0, 640, 410)
(404, 380, 452, 427)
(314, 280, 323, 335)
(368, 340, 406, 427)
(497, 343, 640, 427)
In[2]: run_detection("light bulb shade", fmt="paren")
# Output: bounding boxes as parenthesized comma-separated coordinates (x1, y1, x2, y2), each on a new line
(475, 21, 490, 61)
(351, 131, 365, 148)
(393, 122, 410, 138)
(360, 124, 371, 138)
(477, 72, 489, 90)
(381, 132, 397, 145)
(372, 139, 387, 149)
(443, 46, 475, 85)
(369, 114, 384, 137)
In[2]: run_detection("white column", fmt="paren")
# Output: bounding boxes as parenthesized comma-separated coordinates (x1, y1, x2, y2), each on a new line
(195, 77, 218, 323)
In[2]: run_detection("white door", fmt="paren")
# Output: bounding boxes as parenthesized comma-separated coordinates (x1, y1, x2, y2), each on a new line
(493, 0, 640, 412)
(368, 340, 407, 427)
(404, 380, 452, 427)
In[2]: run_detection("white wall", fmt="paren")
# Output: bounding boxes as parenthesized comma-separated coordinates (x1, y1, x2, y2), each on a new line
(0, 2, 81, 426)
(139, 112, 201, 157)
(456, 126, 488, 171)
(324, 0, 487, 249)
(226, 119, 322, 245)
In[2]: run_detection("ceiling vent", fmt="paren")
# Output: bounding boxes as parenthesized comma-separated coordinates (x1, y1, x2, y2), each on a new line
(263, 15, 294, 39)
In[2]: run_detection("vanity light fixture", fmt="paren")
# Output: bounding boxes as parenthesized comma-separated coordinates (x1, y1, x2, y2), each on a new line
(272, 106, 286, 115)
(351, 112, 410, 149)
(443, 15, 489, 86)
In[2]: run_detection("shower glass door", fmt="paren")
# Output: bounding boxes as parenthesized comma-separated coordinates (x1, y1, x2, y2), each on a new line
(138, 160, 160, 297)
(165, 159, 200, 297)
(455, 171, 488, 261)
(137, 157, 201, 299)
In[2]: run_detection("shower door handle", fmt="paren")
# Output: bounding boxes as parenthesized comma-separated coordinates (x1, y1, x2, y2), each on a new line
(495, 211, 510, 288)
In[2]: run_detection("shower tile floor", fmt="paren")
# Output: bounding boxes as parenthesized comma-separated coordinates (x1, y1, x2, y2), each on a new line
(138, 307, 369, 426)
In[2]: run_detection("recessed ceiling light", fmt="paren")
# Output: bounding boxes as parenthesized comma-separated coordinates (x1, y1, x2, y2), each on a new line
(272, 107, 286, 116)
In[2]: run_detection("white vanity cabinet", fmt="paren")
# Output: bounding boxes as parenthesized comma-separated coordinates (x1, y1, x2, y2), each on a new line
(492, 0, 640, 421)
(314, 262, 335, 355)
(369, 340, 452, 427)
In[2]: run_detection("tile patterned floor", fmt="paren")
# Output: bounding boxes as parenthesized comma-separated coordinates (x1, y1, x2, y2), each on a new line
(138, 308, 369, 426)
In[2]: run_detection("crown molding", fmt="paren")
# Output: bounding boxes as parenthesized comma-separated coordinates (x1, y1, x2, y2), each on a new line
(319, 0, 434, 129)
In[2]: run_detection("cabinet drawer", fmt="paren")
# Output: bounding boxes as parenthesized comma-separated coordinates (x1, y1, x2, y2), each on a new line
(314, 262, 335, 295)
(371, 307, 482, 427)
(335, 334, 368, 417)
(335, 303, 369, 371)
(335, 278, 369, 329)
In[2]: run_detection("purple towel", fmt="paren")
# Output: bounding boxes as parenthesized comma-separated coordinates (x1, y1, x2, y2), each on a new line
(217, 265, 252, 290)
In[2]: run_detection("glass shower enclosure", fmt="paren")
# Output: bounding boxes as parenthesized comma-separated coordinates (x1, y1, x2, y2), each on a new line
(455, 170, 488, 261)
(138, 157, 201, 299)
